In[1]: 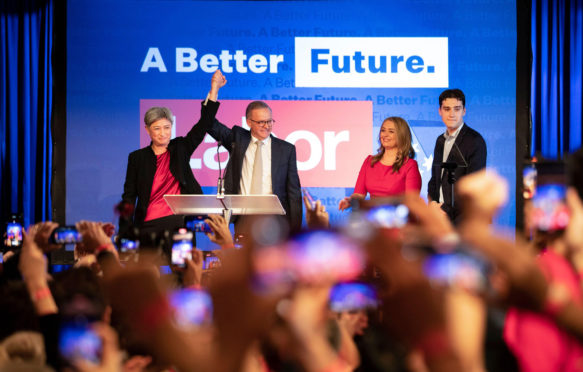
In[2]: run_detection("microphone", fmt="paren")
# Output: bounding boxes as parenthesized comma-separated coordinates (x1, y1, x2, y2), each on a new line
(439, 142, 467, 210)
(440, 162, 458, 171)
(216, 141, 225, 199)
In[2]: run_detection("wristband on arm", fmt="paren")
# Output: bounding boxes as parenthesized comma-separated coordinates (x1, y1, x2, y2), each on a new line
(33, 287, 52, 302)
(95, 243, 114, 254)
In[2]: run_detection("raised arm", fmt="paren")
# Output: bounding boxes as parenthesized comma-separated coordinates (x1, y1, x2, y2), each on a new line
(19, 228, 58, 316)
(209, 69, 226, 102)
(207, 118, 236, 152)
(184, 69, 227, 154)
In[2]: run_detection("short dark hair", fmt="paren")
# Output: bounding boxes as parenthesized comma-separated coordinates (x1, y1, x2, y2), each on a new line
(52, 267, 107, 321)
(245, 101, 272, 118)
(439, 89, 466, 108)
(0, 282, 39, 341)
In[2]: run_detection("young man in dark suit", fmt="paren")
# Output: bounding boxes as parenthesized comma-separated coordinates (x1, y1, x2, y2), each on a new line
(428, 89, 487, 223)
(208, 101, 302, 232)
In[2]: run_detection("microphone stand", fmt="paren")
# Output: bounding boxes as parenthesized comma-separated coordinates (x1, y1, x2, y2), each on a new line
(441, 162, 458, 209)
(440, 142, 468, 217)
(216, 141, 225, 199)
(215, 142, 232, 222)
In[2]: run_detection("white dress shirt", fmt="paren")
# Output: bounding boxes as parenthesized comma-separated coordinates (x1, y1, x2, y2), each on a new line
(439, 123, 464, 203)
(240, 135, 272, 195)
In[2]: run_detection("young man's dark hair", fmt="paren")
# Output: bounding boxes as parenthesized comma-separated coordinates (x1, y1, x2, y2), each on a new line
(438, 89, 466, 107)
(51, 267, 107, 321)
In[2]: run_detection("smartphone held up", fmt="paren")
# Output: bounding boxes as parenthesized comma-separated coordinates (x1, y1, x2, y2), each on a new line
(59, 322, 102, 366)
(172, 228, 193, 268)
(49, 226, 83, 245)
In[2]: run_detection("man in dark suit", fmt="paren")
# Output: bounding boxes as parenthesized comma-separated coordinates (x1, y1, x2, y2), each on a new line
(208, 101, 302, 232)
(428, 89, 487, 223)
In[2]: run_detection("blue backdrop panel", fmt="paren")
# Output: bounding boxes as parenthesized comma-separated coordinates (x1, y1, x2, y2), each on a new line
(67, 0, 517, 243)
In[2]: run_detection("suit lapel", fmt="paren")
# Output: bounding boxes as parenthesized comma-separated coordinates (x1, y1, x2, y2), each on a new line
(237, 131, 251, 172)
(440, 124, 468, 183)
(445, 124, 468, 163)
(436, 135, 448, 185)
(270, 136, 281, 183)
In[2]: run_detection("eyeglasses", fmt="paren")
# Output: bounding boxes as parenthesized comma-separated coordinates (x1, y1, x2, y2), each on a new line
(249, 119, 275, 127)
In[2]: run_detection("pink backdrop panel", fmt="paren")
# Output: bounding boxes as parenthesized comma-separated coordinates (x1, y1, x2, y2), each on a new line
(140, 99, 372, 187)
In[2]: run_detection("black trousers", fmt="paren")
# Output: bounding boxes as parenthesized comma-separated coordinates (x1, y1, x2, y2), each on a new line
(140, 214, 185, 235)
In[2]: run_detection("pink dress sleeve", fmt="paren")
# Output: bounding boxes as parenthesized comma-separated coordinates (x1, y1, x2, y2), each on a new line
(405, 159, 422, 193)
(353, 156, 371, 195)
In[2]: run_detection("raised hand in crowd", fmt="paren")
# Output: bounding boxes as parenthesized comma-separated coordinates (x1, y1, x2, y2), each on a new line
(365, 229, 464, 372)
(19, 229, 49, 285)
(566, 187, 583, 271)
(205, 214, 234, 248)
(304, 196, 330, 229)
(209, 246, 282, 372)
(121, 355, 153, 372)
(402, 192, 456, 251)
(456, 170, 583, 344)
(76, 220, 118, 260)
(337, 311, 367, 338)
(457, 169, 509, 225)
(29, 221, 61, 253)
(73, 323, 123, 372)
(106, 264, 213, 372)
(403, 192, 486, 372)
(335, 312, 364, 369)
(455, 170, 548, 309)
(183, 248, 204, 287)
(18, 229, 57, 316)
(101, 222, 116, 238)
(276, 285, 354, 372)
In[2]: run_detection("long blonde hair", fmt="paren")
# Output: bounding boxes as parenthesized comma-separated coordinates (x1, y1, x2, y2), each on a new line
(370, 117, 415, 172)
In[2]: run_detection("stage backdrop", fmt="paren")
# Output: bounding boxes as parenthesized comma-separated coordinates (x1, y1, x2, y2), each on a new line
(67, 0, 517, 247)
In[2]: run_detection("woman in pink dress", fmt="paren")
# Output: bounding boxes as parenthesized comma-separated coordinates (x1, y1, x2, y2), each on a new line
(338, 116, 421, 210)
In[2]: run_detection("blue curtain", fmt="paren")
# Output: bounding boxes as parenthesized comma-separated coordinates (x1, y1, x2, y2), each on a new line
(1, 0, 53, 227)
(531, 0, 583, 158)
